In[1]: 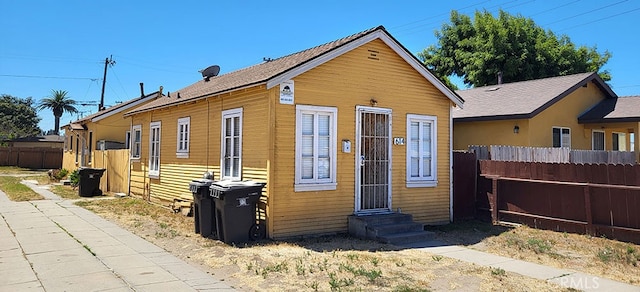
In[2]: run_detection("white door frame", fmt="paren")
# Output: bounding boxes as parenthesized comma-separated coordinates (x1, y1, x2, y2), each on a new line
(354, 106, 392, 214)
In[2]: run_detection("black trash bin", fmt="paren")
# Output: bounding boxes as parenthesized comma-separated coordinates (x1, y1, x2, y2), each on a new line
(209, 180, 266, 244)
(78, 168, 106, 197)
(189, 177, 216, 238)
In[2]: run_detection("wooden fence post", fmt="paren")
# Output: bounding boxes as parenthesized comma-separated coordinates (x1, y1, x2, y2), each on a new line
(491, 177, 499, 225)
(584, 185, 594, 235)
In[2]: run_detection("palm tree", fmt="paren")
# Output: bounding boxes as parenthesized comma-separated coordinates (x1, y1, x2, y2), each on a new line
(37, 90, 78, 135)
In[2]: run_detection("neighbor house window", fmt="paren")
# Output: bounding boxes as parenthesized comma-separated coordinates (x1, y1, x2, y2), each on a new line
(148, 121, 161, 178)
(295, 105, 337, 191)
(552, 127, 571, 148)
(406, 114, 437, 187)
(176, 117, 190, 158)
(131, 125, 142, 159)
(631, 133, 636, 152)
(612, 132, 626, 151)
(125, 131, 131, 150)
(221, 109, 242, 180)
(592, 130, 605, 150)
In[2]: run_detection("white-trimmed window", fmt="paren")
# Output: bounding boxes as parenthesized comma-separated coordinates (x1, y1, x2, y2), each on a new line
(295, 105, 337, 191)
(149, 122, 161, 178)
(406, 114, 437, 187)
(592, 130, 605, 150)
(221, 109, 242, 180)
(552, 127, 571, 148)
(131, 125, 142, 159)
(176, 117, 190, 158)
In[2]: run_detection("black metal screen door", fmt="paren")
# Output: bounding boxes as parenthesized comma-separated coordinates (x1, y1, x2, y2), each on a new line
(356, 107, 391, 212)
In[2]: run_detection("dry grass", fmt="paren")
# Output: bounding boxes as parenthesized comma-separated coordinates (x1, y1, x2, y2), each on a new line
(0, 176, 44, 201)
(428, 220, 640, 285)
(51, 184, 81, 200)
(75, 196, 568, 291)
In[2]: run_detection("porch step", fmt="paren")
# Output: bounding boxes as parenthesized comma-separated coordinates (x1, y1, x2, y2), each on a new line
(348, 213, 434, 246)
(366, 222, 424, 237)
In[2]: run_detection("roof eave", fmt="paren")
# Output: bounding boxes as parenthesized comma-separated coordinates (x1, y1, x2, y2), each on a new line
(578, 117, 640, 124)
(453, 113, 532, 122)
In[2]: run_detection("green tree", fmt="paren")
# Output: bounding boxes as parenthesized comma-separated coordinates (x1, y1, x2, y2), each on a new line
(0, 94, 42, 141)
(37, 90, 78, 135)
(419, 9, 612, 87)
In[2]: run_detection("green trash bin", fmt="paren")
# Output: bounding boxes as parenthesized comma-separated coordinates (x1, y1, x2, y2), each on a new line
(78, 168, 106, 197)
(209, 180, 266, 244)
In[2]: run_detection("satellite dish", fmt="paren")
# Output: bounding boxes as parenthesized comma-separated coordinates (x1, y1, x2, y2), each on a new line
(200, 65, 220, 81)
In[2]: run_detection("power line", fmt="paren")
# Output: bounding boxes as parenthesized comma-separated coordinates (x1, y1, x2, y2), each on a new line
(390, 0, 492, 30)
(0, 74, 99, 81)
(544, 0, 629, 26)
(529, 0, 580, 17)
(557, 7, 640, 32)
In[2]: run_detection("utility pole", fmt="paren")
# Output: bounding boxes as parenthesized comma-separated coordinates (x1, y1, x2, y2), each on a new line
(99, 55, 116, 111)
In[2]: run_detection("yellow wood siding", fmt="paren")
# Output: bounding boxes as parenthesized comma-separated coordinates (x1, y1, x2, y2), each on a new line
(129, 89, 269, 206)
(269, 39, 452, 238)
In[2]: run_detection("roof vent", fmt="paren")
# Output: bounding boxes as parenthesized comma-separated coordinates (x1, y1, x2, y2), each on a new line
(485, 87, 501, 92)
(199, 65, 220, 82)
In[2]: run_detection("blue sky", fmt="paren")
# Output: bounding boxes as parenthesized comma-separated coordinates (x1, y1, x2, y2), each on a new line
(2, 0, 639, 133)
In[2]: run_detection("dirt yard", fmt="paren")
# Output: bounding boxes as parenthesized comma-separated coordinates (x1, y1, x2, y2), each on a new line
(71, 194, 574, 292)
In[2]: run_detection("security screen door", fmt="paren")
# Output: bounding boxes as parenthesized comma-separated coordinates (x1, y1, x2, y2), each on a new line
(355, 106, 392, 213)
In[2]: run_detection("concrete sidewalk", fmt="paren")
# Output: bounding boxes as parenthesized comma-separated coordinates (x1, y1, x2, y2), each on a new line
(0, 183, 235, 292)
(400, 239, 640, 291)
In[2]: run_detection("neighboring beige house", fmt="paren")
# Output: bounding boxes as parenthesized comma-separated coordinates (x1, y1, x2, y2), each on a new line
(453, 72, 639, 162)
(4, 135, 65, 149)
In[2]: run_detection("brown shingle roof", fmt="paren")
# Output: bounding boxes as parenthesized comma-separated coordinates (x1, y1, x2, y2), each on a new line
(62, 91, 162, 128)
(126, 25, 463, 116)
(578, 95, 640, 123)
(453, 72, 616, 121)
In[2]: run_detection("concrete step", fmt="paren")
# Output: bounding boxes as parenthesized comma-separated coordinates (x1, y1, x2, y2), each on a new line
(366, 222, 424, 237)
(379, 230, 435, 245)
(352, 213, 414, 225)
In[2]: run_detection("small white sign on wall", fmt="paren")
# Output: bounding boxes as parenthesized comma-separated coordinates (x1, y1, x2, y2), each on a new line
(279, 80, 294, 104)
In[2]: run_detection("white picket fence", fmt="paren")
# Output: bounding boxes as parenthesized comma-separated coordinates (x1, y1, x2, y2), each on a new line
(468, 145, 637, 165)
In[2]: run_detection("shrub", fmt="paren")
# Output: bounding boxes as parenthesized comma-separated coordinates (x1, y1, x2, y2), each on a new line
(69, 169, 80, 187)
(48, 168, 69, 181)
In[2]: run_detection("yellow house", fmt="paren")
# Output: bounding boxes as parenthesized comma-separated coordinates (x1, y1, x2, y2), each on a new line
(453, 72, 639, 161)
(61, 90, 161, 173)
(123, 26, 464, 239)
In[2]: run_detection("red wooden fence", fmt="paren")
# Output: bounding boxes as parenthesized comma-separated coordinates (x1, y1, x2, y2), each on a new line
(476, 160, 640, 244)
(0, 147, 62, 169)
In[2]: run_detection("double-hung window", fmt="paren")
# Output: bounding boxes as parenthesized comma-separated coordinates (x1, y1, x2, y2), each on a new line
(176, 117, 190, 158)
(131, 125, 142, 159)
(149, 122, 161, 178)
(406, 114, 437, 187)
(221, 109, 242, 180)
(552, 127, 571, 148)
(295, 105, 337, 191)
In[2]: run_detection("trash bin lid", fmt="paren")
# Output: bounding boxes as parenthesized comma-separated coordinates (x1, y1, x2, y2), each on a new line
(209, 180, 265, 191)
(189, 178, 215, 187)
